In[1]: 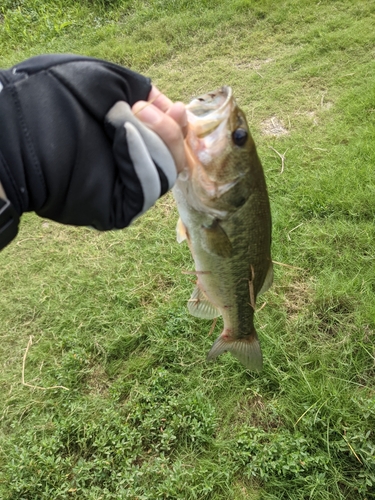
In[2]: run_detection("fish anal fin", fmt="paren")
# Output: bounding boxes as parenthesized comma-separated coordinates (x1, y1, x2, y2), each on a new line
(200, 220, 232, 258)
(176, 217, 187, 243)
(258, 261, 274, 296)
(206, 329, 263, 371)
(188, 285, 221, 319)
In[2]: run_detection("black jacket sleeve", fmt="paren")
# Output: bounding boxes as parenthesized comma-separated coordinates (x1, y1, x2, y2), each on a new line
(0, 54, 160, 238)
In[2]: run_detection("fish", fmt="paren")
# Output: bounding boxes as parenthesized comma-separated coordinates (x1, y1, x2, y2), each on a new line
(172, 86, 273, 371)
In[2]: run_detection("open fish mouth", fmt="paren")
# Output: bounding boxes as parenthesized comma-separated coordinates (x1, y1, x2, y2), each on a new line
(187, 86, 232, 116)
(185, 86, 234, 138)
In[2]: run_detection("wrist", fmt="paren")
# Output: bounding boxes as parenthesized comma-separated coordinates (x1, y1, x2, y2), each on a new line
(0, 181, 20, 250)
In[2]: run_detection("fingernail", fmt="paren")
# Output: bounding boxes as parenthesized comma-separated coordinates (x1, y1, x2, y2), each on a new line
(136, 104, 162, 124)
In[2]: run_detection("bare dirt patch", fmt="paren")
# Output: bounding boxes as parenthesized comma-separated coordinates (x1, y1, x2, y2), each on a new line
(305, 110, 319, 125)
(283, 280, 313, 320)
(261, 116, 289, 136)
(85, 364, 110, 396)
(234, 394, 283, 431)
(235, 58, 274, 75)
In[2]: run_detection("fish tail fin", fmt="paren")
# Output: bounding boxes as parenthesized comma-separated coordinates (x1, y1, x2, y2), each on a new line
(206, 329, 263, 371)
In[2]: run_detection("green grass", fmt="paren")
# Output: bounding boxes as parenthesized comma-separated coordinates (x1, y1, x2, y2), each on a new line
(1, 0, 375, 498)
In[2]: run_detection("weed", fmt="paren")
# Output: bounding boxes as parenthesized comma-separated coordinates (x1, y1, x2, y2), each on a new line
(1, 0, 375, 498)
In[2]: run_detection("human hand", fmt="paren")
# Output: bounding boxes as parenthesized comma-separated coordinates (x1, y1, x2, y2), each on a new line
(103, 85, 188, 225)
(133, 86, 187, 174)
(0, 55, 186, 244)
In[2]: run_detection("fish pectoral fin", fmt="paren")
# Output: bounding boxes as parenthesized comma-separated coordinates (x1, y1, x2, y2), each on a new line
(176, 217, 187, 243)
(187, 285, 221, 319)
(258, 261, 274, 296)
(206, 329, 263, 371)
(200, 220, 233, 258)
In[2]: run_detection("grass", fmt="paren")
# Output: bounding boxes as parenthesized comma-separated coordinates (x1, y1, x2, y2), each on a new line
(1, 0, 375, 498)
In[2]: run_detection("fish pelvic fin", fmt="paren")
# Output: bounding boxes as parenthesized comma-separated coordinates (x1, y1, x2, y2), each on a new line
(188, 285, 221, 319)
(206, 329, 263, 371)
(176, 217, 187, 243)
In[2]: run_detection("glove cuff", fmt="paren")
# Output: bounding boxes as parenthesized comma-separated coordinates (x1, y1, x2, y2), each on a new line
(0, 190, 20, 250)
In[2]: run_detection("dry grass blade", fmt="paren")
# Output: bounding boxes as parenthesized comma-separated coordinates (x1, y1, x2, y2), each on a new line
(342, 434, 363, 465)
(272, 260, 304, 271)
(132, 92, 163, 115)
(208, 317, 218, 336)
(294, 401, 318, 427)
(182, 270, 212, 275)
(287, 223, 304, 241)
(22, 336, 69, 391)
(269, 147, 287, 174)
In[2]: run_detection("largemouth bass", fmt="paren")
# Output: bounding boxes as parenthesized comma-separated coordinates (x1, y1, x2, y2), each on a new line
(173, 87, 272, 371)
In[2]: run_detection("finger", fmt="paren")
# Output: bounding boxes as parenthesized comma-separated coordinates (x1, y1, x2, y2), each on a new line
(166, 102, 188, 138)
(147, 85, 173, 112)
(148, 87, 188, 136)
(106, 102, 177, 189)
(132, 101, 187, 173)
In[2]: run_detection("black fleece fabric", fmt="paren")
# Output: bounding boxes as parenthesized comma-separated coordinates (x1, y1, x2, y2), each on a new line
(0, 54, 157, 230)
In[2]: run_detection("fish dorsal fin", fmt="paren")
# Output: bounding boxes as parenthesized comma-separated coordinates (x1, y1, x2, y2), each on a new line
(258, 261, 274, 296)
(188, 285, 221, 319)
(200, 220, 233, 258)
(176, 217, 187, 243)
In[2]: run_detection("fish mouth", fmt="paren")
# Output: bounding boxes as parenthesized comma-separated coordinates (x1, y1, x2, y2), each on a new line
(186, 86, 233, 138)
(187, 86, 232, 117)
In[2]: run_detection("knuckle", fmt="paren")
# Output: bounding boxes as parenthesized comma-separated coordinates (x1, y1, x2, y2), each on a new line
(164, 122, 183, 146)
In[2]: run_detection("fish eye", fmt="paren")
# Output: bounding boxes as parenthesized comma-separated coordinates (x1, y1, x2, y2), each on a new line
(232, 128, 248, 147)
